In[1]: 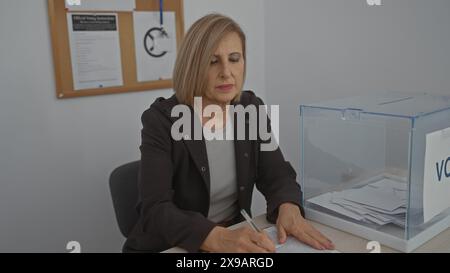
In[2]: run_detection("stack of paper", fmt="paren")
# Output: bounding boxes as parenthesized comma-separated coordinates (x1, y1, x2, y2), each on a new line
(308, 178, 407, 228)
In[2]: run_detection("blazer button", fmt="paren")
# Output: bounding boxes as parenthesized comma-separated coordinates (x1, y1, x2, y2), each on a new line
(240, 186, 245, 191)
(201, 166, 206, 172)
(243, 152, 249, 158)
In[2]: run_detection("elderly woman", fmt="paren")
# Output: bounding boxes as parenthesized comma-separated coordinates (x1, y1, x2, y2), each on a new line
(123, 14, 334, 253)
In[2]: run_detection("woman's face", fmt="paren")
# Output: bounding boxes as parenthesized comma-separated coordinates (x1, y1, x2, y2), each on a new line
(204, 32, 244, 107)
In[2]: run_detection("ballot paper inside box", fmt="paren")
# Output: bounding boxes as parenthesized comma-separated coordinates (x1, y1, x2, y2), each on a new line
(299, 92, 450, 252)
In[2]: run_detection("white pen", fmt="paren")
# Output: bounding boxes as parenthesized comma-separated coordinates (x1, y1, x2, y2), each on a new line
(240, 209, 261, 232)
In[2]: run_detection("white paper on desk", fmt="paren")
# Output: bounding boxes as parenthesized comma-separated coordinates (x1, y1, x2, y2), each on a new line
(367, 178, 408, 201)
(333, 199, 391, 221)
(340, 187, 405, 212)
(65, 0, 135, 11)
(308, 192, 365, 221)
(423, 127, 450, 223)
(264, 227, 339, 253)
(368, 178, 407, 192)
(331, 198, 406, 219)
(331, 195, 406, 215)
(66, 13, 123, 90)
(133, 12, 177, 82)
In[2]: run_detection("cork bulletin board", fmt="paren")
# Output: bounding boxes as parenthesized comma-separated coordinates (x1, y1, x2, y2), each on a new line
(48, 0, 184, 99)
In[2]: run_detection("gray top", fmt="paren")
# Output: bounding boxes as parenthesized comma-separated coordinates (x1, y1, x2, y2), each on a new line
(203, 117, 239, 223)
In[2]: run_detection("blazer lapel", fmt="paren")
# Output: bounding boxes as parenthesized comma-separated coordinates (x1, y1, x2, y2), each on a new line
(183, 138, 211, 195)
(164, 101, 211, 195)
(233, 110, 252, 192)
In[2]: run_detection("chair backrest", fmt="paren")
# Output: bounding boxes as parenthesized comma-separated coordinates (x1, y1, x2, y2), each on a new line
(109, 161, 140, 238)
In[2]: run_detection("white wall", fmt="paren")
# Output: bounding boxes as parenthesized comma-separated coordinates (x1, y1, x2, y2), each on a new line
(264, 0, 450, 177)
(0, 0, 265, 252)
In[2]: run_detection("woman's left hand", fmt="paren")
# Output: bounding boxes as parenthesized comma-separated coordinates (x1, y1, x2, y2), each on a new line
(276, 203, 335, 250)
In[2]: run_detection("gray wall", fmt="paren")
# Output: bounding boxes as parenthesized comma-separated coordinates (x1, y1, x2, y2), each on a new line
(264, 0, 450, 177)
(0, 0, 265, 252)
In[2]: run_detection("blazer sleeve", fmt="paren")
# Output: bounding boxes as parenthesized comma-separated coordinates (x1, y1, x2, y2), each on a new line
(253, 96, 305, 223)
(130, 106, 216, 253)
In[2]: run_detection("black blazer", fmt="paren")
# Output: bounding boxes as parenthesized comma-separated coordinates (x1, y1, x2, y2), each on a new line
(123, 91, 304, 253)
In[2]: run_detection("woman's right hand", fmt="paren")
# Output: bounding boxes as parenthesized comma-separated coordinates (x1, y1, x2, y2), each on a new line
(200, 226, 276, 253)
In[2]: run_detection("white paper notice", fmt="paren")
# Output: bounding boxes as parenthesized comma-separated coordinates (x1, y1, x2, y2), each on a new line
(133, 12, 177, 82)
(423, 127, 450, 223)
(65, 0, 135, 11)
(67, 13, 123, 90)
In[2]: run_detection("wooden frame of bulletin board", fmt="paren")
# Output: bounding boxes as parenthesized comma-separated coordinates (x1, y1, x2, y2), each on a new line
(48, 0, 184, 99)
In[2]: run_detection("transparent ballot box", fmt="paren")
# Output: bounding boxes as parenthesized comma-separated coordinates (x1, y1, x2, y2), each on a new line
(300, 93, 450, 252)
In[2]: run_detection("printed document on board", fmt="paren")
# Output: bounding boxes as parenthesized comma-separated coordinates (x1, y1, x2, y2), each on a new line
(66, 13, 123, 90)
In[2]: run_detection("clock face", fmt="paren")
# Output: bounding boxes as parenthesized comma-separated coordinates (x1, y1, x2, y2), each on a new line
(144, 27, 170, 58)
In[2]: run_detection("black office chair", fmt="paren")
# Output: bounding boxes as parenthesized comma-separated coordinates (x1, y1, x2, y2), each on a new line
(109, 161, 140, 238)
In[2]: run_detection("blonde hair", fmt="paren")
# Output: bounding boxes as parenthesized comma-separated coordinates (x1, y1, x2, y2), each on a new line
(173, 14, 246, 106)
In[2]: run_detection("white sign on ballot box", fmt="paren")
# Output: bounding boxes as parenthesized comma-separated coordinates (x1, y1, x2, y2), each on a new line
(423, 127, 450, 223)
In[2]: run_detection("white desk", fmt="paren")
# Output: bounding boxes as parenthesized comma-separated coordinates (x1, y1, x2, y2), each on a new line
(163, 214, 450, 253)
